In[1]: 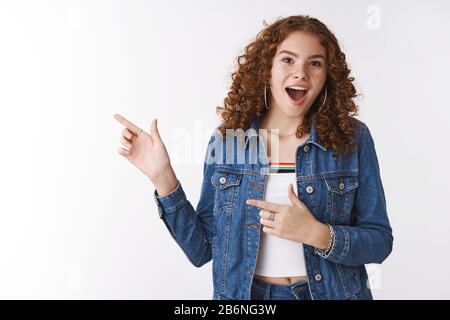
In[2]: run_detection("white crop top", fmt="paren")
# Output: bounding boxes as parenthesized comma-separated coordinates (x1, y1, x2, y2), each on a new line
(254, 162, 307, 277)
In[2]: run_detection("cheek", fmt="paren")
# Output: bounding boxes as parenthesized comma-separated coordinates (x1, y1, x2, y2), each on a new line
(269, 77, 285, 95)
(270, 71, 289, 92)
(310, 71, 327, 89)
(269, 70, 282, 85)
(270, 63, 290, 79)
(315, 68, 327, 81)
(310, 67, 326, 78)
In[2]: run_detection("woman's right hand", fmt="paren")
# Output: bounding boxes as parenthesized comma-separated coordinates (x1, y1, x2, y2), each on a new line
(114, 113, 178, 194)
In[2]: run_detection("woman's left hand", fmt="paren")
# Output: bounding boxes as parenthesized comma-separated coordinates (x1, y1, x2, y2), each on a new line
(246, 183, 329, 247)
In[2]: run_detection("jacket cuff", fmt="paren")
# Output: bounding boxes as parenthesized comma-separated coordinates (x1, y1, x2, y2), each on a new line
(321, 225, 350, 263)
(153, 180, 185, 217)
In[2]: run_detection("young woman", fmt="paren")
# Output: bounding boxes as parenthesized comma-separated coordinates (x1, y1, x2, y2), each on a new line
(114, 15, 393, 300)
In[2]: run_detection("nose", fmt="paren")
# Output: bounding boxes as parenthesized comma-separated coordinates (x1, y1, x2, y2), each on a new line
(292, 66, 308, 80)
(293, 70, 308, 80)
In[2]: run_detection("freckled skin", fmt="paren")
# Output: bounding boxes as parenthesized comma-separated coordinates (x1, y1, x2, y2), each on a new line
(268, 31, 327, 124)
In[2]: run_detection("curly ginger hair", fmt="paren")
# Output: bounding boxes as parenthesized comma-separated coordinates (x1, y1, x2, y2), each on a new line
(215, 15, 360, 157)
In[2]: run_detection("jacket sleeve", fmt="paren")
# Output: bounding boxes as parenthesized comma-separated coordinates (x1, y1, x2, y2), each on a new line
(323, 122, 394, 267)
(153, 129, 218, 267)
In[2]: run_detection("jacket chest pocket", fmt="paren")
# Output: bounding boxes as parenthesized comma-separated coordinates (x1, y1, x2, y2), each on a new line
(211, 170, 243, 214)
(325, 175, 358, 216)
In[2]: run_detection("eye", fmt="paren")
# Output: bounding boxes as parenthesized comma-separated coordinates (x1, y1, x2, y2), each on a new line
(282, 57, 294, 64)
(310, 60, 322, 67)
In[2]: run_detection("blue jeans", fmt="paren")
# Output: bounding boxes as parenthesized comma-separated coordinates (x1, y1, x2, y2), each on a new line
(250, 277, 312, 300)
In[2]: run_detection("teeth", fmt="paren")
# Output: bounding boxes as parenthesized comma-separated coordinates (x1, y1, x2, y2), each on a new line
(287, 86, 307, 91)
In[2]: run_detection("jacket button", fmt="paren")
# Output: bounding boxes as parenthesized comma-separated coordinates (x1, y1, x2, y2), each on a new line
(314, 273, 322, 282)
(306, 186, 314, 193)
(339, 182, 345, 190)
(219, 176, 227, 184)
(303, 145, 310, 152)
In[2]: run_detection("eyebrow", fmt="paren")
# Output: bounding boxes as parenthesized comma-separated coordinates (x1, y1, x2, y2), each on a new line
(278, 50, 326, 60)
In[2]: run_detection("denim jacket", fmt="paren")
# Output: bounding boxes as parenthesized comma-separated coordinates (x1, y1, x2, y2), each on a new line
(153, 116, 393, 300)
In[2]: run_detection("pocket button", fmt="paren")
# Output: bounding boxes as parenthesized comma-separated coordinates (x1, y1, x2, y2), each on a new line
(306, 186, 314, 193)
(339, 182, 345, 191)
(219, 176, 227, 184)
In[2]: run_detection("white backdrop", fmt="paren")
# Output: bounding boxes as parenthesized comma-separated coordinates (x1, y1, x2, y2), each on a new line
(0, 0, 449, 299)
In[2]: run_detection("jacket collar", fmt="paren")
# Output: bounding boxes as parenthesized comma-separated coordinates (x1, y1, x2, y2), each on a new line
(244, 116, 327, 152)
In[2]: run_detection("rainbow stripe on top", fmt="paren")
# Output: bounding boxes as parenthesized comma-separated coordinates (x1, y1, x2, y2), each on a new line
(269, 162, 296, 174)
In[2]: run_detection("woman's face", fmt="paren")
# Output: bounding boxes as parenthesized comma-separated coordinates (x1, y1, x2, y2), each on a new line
(269, 31, 328, 118)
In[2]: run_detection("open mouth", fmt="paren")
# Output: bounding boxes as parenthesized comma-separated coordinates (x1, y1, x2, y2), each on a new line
(285, 87, 308, 104)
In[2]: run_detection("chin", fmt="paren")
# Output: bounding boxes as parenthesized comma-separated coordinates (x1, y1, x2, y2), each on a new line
(280, 107, 306, 118)
(282, 100, 311, 116)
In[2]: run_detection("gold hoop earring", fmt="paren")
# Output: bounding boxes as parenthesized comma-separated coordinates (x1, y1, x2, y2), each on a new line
(321, 88, 328, 107)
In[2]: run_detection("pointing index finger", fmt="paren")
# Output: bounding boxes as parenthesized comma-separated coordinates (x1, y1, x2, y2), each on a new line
(246, 199, 282, 212)
(114, 113, 142, 136)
